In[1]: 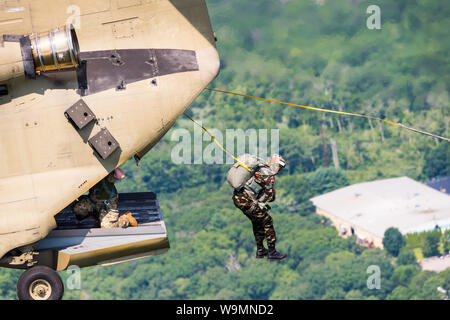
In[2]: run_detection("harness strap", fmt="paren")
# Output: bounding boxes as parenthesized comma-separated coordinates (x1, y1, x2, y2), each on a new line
(90, 179, 117, 211)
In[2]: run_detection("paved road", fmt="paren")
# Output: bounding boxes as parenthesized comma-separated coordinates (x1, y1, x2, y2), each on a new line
(420, 254, 450, 273)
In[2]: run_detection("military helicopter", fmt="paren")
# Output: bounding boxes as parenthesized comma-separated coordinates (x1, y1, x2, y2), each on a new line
(0, 0, 219, 300)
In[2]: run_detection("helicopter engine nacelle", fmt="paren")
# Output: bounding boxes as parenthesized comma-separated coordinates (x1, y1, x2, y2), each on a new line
(0, 24, 80, 82)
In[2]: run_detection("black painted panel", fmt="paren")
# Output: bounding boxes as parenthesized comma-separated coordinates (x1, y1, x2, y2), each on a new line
(77, 49, 199, 95)
(2, 34, 23, 42)
(19, 36, 36, 79)
(0, 84, 8, 96)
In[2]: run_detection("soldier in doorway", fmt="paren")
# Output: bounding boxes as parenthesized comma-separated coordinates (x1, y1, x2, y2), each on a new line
(73, 168, 138, 228)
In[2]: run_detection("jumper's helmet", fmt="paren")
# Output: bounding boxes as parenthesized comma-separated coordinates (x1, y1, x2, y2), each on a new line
(267, 154, 286, 174)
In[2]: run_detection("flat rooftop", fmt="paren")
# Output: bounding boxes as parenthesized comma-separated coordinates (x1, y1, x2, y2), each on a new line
(310, 177, 450, 238)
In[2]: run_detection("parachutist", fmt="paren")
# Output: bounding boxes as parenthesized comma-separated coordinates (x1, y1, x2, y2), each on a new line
(229, 154, 288, 261)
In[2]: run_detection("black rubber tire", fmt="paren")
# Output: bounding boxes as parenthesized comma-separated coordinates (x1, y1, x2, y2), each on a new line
(17, 266, 64, 300)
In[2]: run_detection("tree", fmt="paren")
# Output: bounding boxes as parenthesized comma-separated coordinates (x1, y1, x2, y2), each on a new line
(422, 232, 440, 258)
(397, 249, 417, 266)
(391, 265, 420, 287)
(387, 286, 412, 300)
(422, 143, 450, 179)
(442, 229, 450, 254)
(383, 228, 405, 257)
(307, 167, 350, 196)
(345, 289, 363, 300)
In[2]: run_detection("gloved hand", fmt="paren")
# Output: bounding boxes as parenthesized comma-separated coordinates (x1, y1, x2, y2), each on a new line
(118, 211, 138, 228)
(250, 200, 259, 212)
(126, 211, 138, 227)
(257, 202, 268, 211)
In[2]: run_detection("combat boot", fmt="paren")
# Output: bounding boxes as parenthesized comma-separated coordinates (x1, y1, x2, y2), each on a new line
(256, 245, 268, 259)
(267, 246, 287, 261)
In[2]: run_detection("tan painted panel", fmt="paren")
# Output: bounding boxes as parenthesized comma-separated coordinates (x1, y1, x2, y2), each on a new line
(0, 175, 34, 203)
(0, 0, 32, 36)
(0, 122, 30, 177)
(110, 17, 138, 39)
(117, 0, 142, 9)
(29, 0, 71, 31)
(0, 198, 41, 259)
(0, 1, 25, 20)
(76, 0, 111, 15)
(0, 62, 23, 82)
(29, 0, 111, 32)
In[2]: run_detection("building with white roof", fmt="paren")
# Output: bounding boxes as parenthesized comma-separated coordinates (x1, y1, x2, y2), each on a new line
(310, 177, 450, 248)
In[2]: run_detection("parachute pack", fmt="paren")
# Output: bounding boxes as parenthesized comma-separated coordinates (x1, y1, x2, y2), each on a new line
(226, 154, 264, 190)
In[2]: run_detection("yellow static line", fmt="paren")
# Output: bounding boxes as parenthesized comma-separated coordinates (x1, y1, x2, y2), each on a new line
(183, 113, 251, 172)
(182, 88, 449, 171)
(206, 88, 450, 143)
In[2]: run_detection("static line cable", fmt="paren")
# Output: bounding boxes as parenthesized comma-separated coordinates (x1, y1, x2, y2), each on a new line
(183, 113, 252, 172)
(206, 88, 450, 143)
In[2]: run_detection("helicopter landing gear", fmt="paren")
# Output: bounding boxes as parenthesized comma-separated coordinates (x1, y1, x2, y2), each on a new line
(17, 266, 64, 300)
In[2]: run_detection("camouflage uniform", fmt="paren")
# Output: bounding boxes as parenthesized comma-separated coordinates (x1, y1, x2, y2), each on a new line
(89, 172, 121, 228)
(232, 167, 277, 249)
(73, 172, 132, 228)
